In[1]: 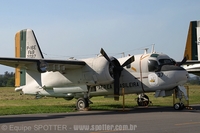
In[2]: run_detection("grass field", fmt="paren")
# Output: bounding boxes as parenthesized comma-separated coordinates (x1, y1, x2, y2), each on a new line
(0, 85, 199, 115)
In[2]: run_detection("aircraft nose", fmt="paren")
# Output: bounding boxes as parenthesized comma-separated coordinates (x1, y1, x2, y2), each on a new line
(160, 65, 188, 85)
(174, 67, 189, 85)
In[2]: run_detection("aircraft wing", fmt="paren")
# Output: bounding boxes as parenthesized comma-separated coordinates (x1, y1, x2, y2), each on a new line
(0, 57, 86, 71)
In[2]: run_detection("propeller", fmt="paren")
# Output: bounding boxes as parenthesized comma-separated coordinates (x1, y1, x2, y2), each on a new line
(100, 48, 135, 100)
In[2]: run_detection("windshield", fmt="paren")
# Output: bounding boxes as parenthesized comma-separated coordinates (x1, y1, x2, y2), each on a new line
(148, 54, 176, 72)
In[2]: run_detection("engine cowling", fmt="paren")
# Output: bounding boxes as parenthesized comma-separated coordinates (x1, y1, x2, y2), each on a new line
(82, 55, 115, 85)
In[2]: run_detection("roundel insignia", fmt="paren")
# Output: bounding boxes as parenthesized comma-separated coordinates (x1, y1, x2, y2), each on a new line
(148, 73, 158, 86)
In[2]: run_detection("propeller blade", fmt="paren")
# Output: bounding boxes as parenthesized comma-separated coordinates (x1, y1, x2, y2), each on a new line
(100, 48, 112, 63)
(121, 56, 135, 67)
(180, 56, 187, 65)
(113, 71, 120, 101)
(100, 48, 133, 101)
(177, 56, 187, 66)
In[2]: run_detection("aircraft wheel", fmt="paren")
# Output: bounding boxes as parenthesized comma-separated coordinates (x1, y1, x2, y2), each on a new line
(174, 103, 180, 110)
(174, 103, 184, 110)
(76, 98, 89, 110)
(137, 94, 149, 106)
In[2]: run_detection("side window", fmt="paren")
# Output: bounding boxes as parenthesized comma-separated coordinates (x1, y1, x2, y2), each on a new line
(148, 60, 159, 72)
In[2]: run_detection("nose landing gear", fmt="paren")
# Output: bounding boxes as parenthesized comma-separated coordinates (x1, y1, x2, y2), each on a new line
(173, 86, 188, 110)
(173, 103, 185, 110)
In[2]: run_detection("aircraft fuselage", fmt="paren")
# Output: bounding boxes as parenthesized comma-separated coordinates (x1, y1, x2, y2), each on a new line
(19, 53, 188, 99)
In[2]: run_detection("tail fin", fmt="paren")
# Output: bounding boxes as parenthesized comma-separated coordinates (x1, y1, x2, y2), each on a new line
(15, 29, 44, 59)
(184, 21, 200, 61)
(15, 29, 43, 87)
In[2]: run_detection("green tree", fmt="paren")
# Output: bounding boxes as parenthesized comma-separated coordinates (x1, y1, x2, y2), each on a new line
(0, 71, 15, 87)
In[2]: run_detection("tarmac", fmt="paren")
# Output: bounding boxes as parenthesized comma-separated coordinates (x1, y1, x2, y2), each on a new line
(0, 105, 200, 133)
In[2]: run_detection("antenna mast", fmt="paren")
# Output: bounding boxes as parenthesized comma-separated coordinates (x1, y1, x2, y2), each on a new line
(151, 44, 155, 53)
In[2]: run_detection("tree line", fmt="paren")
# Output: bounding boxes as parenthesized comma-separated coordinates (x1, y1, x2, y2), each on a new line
(0, 71, 15, 87)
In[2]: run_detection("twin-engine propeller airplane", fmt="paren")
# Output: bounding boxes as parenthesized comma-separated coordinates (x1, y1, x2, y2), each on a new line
(0, 29, 189, 110)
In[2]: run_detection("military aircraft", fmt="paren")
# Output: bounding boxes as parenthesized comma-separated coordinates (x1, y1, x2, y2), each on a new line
(0, 29, 189, 110)
(182, 20, 200, 76)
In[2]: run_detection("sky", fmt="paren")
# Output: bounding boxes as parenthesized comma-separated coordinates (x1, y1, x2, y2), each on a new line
(0, 0, 200, 74)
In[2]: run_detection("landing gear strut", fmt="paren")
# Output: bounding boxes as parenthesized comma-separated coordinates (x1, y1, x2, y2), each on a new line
(137, 93, 150, 106)
(76, 86, 93, 110)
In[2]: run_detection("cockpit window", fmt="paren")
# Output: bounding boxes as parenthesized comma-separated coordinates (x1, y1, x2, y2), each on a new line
(159, 59, 176, 65)
(150, 54, 159, 58)
(148, 60, 159, 72)
(148, 54, 176, 72)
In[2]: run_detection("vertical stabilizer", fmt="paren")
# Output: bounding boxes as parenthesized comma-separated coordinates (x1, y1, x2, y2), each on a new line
(15, 29, 43, 87)
(184, 21, 199, 60)
(196, 22, 200, 60)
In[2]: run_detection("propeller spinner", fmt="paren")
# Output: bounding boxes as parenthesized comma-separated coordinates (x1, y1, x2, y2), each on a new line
(100, 48, 135, 100)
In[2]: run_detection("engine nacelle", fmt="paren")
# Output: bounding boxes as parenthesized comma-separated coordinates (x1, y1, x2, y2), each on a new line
(82, 56, 114, 85)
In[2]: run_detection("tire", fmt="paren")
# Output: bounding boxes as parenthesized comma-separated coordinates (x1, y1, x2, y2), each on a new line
(76, 98, 89, 110)
(173, 103, 181, 110)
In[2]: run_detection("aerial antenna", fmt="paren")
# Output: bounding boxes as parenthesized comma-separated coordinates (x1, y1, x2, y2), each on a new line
(151, 44, 155, 53)
(122, 52, 125, 57)
(144, 48, 148, 54)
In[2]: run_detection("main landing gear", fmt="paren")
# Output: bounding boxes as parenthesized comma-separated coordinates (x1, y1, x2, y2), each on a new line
(76, 97, 93, 110)
(137, 93, 150, 106)
(76, 98, 89, 110)
(76, 88, 93, 110)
